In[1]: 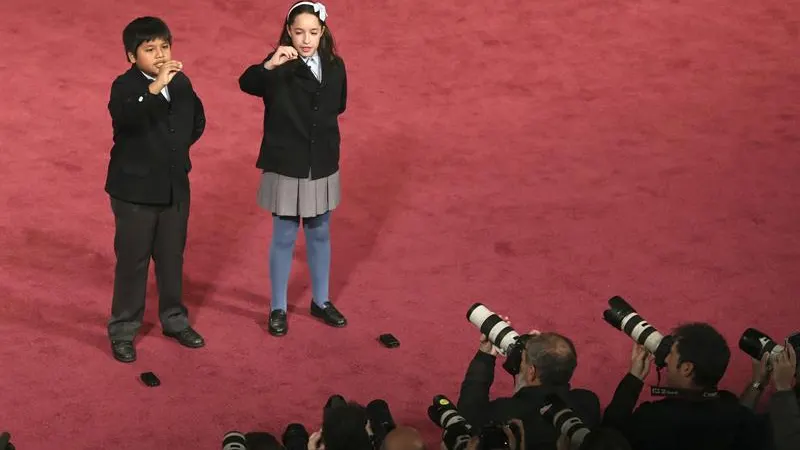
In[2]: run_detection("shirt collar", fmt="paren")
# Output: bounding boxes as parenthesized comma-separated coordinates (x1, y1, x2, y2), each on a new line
(301, 52, 320, 65)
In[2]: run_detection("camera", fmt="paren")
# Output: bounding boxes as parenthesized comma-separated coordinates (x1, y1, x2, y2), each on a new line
(467, 303, 531, 375)
(540, 394, 591, 450)
(428, 395, 474, 450)
(428, 395, 522, 450)
(222, 431, 247, 450)
(739, 329, 800, 368)
(602, 296, 673, 367)
(366, 399, 396, 449)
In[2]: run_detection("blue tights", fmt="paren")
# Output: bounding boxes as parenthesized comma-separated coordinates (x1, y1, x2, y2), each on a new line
(269, 212, 331, 311)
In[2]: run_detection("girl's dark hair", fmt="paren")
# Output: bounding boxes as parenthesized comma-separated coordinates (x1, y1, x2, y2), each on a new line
(122, 16, 172, 61)
(278, 2, 338, 61)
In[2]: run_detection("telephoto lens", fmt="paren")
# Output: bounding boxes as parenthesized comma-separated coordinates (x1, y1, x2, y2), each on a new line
(467, 303, 520, 355)
(222, 431, 247, 450)
(602, 296, 673, 366)
(428, 395, 474, 450)
(367, 399, 396, 449)
(739, 328, 787, 364)
(467, 303, 530, 375)
(540, 394, 591, 450)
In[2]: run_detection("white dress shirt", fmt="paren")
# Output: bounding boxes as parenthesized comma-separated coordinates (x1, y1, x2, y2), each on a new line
(301, 52, 322, 82)
(141, 71, 171, 101)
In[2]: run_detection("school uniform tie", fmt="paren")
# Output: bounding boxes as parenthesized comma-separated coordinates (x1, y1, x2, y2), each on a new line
(307, 58, 321, 82)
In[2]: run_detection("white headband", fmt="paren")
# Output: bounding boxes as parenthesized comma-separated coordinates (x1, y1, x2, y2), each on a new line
(288, 2, 328, 22)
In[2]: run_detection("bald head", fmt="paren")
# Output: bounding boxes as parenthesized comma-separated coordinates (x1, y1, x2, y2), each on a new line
(524, 332, 577, 385)
(381, 426, 426, 450)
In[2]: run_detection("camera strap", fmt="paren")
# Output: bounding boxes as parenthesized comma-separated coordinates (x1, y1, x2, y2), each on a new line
(650, 368, 718, 399)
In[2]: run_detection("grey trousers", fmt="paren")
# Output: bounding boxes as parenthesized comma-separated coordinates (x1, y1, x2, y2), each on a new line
(107, 196, 190, 341)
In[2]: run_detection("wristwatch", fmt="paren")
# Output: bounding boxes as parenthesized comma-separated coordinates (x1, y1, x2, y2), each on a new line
(750, 381, 765, 391)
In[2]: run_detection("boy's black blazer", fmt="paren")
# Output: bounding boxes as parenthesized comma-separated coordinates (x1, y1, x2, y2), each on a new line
(238, 53, 347, 179)
(105, 67, 205, 205)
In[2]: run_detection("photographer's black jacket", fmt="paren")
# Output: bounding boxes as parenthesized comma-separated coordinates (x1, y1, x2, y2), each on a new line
(458, 351, 601, 450)
(767, 390, 800, 450)
(603, 373, 768, 450)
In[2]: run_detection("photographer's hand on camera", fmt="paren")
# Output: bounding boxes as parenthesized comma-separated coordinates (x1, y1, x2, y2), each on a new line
(478, 316, 513, 356)
(604, 323, 770, 450)
(629, 344, 654, 381)
(307, 430, 324, 450)
(773, 343, 796, 392)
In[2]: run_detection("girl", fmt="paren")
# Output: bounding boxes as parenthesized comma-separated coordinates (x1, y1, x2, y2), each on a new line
(239, 1, 347, 336)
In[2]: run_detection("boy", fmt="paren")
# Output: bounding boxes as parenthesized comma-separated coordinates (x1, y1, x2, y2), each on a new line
(105, 16, 206, 363)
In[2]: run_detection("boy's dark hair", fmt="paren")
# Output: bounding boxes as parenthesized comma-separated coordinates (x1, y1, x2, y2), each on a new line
(524, 332, 578, 385)
(672, 322, 731, 389)
(122, 16, 172, 61)
(322, 401, 372, 450)
(278, 2, 338, 61)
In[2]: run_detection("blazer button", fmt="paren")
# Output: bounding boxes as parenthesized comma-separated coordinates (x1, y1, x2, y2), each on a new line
(311, 139, 315, 144)
(312, 123, 317, 127)
(169, 128, 175, 133)
(314, 106, 319, 111)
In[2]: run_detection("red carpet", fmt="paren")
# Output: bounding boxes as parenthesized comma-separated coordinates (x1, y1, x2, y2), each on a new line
(1, 0, 798, 448)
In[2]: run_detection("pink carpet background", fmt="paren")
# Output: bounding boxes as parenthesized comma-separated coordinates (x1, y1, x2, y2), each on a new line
(0, 0, 798, 448)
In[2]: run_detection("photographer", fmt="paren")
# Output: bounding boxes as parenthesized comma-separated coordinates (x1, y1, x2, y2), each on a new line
(307, 401, 373, 450)
(767, 343, 800, 450)
(457, 330, 600, 449)
(602, 323, 767, 450)
(741, 343, 799, 450)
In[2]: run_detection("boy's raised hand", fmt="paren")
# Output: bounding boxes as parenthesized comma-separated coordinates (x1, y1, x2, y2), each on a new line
(149, 60, 183, 94)
(265, 45, 298, 70)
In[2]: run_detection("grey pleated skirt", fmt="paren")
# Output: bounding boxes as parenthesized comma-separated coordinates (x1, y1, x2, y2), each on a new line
(258, 171, 340, 217)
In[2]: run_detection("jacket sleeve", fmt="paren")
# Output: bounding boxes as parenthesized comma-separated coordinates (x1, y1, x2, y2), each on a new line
(238, 55, 281, 98)
(602, 373, 644, 433)
(191, 90, 206, 145)
(339, 60, 347, 114)
(108, 76, 161, 129)
(457, 351, 496, 427)
(768, 390, 800, 450)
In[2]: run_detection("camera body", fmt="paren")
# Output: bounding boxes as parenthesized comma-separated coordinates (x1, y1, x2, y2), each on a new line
(467, 303, 530, 375)
(603, 296, 673, 367)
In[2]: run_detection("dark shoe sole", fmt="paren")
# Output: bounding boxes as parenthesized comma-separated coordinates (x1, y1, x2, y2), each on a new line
(268, 327, 287, 337)
(113, 353, 136, 363)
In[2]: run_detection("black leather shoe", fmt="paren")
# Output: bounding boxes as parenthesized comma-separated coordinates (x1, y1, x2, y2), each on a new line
(163, 326, 205, 348)
(269, 310, 288, 336)
(310, 301, 347, 327)
(111, 340, 136, 363)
